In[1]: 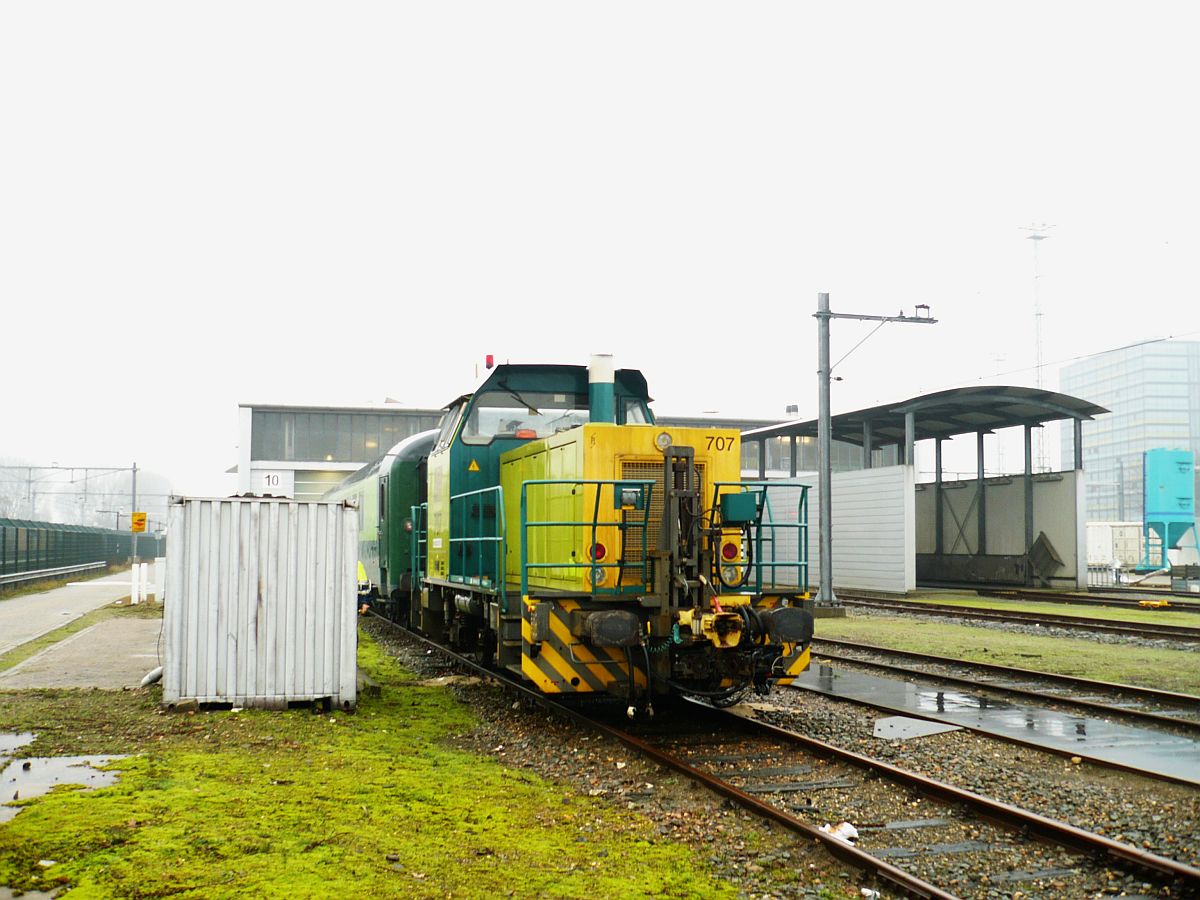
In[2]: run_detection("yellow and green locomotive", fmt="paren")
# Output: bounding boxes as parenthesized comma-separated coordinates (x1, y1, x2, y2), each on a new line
(341, 357, 813, 711)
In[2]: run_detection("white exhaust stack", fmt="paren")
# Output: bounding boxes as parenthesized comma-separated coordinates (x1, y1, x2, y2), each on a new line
(588, 354, 615, 423)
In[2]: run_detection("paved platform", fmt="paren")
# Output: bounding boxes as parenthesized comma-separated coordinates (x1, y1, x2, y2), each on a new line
(0, 571, 142, 657)
(0, 617, 163, 690)
(0, 570, 163, 691)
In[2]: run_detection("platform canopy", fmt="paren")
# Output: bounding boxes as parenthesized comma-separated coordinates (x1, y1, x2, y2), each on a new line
(742, 385, 1108, 448)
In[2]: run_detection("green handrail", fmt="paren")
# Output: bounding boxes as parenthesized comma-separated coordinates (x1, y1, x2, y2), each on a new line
(449, 485, 508, 613)
(711, 481, 809, 594)
(410, 502, 427, 587)
(520, 479, 655, 597)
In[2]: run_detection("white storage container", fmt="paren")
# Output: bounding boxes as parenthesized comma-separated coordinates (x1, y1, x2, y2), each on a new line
(163, 497, 359, 709)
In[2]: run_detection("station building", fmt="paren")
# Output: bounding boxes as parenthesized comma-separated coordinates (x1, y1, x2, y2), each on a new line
(1058, 340, 1200, 523)
(743, 386, 1108, 592)
(235, 404, 444, 500)
(235, 403, 778, 501)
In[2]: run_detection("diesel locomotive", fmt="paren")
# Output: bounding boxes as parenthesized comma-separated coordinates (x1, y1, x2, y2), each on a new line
(327, 357, 813, 711)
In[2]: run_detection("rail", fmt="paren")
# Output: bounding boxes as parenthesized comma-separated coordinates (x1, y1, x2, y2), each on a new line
(448, 486, 508, 613)
(710, 481, 809, 593)
(0, 561, 106, 587)
(368, 614, 1200, 895)
(519, 479, 655, 597)
(837, 593, 1200, 642)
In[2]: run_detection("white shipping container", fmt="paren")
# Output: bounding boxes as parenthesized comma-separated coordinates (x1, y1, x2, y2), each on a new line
(1086, 521, 1157, 569)
(163, 497, 359, 710)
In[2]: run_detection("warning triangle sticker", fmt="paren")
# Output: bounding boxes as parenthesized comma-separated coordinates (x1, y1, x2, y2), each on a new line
(468, 459, 481, 473)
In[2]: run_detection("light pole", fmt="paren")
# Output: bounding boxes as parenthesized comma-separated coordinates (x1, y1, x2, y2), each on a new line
(1022, 223, 1054, 471)
(97, 509, 125, 530)
(814, 293, 938, 606)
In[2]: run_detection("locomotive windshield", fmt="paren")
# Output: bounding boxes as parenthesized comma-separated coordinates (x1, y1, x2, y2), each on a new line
(461, 390, 591, 445)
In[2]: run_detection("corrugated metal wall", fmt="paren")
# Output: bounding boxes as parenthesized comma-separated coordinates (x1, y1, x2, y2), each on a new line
(163, 498, 358, 709)
(771, 466, 915, 594)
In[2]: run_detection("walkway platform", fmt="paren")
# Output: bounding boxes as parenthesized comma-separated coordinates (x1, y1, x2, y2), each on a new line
(0, 571, 161, 690)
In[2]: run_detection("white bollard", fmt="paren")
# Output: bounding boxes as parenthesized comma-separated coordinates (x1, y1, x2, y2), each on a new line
(139, 563, 150, 603)
(131, 565, 141, 605)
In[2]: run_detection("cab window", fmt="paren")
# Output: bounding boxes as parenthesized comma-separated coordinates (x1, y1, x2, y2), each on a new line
(434, 403, 466, 452)
(460, 390, 589, 445)
(623, 398, 651, 424)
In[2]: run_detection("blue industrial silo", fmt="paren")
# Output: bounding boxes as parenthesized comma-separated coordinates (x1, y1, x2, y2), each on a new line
(1142, 448, 1196, 569)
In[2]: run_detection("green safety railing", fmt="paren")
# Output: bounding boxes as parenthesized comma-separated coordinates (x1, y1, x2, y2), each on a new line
(711, 481, 809, 594)
(410, 502, 427, 586)
(449, 485, 508, 613)
(520, 479, 655, 597)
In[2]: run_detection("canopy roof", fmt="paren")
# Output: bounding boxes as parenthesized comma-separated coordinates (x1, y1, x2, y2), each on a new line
(742, 386, 1109, 447)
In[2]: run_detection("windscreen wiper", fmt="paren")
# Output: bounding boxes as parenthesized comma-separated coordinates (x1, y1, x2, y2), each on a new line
(497, 382, 541, 416)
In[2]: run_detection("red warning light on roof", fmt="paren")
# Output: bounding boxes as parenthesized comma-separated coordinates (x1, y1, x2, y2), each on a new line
(485, 354, 494, 369)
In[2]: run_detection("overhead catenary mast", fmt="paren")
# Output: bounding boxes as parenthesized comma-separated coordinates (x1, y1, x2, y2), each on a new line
(1021, 223, 1054, 471)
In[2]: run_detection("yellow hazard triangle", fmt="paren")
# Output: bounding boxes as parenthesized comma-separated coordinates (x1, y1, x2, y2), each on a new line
(468, 459, 481, 473)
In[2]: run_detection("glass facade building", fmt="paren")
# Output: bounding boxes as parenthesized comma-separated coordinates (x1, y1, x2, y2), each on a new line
(238, 405, 445, 501)
(250, 409, 443, 464)
(1059, 341, 1200, 522)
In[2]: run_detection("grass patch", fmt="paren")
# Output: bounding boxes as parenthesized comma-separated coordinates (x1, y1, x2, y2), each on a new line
(0, 629, 738, 898)
(899, 592, 1200, 627)
(814, 614, 1200, 695)
(0, 602, 162, 674)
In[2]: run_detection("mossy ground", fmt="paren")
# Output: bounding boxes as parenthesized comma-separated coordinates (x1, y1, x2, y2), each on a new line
(0, 631, 739, 899)
(814, 613, 1200, 695)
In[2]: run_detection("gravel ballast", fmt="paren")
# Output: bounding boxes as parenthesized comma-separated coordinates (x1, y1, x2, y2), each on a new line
(365, 618, 1198, 898)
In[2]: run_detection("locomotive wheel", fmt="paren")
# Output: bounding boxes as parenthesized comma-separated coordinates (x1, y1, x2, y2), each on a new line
(474, 627, 497, 668)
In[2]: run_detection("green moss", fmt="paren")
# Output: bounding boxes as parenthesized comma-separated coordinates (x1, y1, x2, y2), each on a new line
(0, 628, 737, 899)
(815, 614, 1200, 694)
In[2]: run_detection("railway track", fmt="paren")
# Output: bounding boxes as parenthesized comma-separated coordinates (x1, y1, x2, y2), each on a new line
(810, 637, 1200, 734)
(367, 612, 1200, 898)
(980, 587, 1200, 612)
(836, 593, 1200, 643)
(636, 708, 1200, 897)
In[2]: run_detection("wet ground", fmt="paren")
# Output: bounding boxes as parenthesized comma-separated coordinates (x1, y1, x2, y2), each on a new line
(0, 731, 127, 825)
(793, 662, 1200, 785)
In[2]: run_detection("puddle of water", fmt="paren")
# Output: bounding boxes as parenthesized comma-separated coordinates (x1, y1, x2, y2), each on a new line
(1, 755, 127, 824)
(0, 888, 56, 900)
(0, 733, 35, 756)
(795, 663, 1200, 784)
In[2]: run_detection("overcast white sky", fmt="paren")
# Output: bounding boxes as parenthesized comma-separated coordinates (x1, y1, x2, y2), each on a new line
(3, 2, 1198, 496)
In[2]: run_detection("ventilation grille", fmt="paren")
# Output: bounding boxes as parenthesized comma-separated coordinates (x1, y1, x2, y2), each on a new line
(619, 459, 706, 566)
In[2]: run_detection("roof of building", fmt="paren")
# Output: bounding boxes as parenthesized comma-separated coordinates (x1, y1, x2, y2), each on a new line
(239, 402, 444, 415)
(741, 385, 1109, 446)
